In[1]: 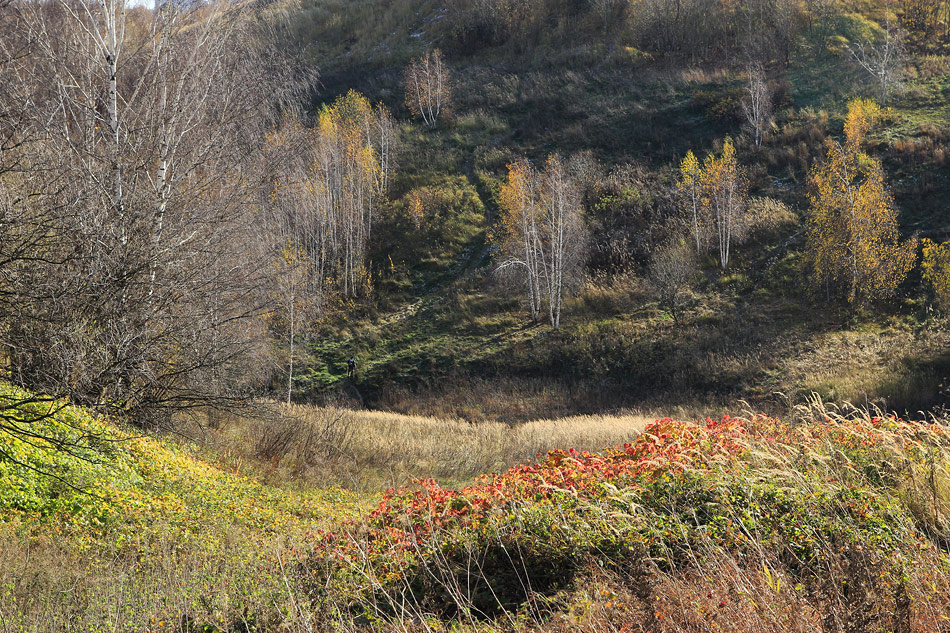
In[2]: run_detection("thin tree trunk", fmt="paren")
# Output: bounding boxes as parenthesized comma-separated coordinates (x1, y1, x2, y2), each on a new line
(287, 285, 295, 404)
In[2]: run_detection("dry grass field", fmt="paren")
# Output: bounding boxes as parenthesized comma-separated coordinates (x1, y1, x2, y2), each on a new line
(195, 403, 656, 490)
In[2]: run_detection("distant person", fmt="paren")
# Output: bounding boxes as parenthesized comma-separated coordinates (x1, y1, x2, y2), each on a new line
(347, 357, 356, 379)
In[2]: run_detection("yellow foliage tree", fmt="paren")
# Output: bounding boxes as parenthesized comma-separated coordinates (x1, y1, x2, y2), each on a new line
(805, 100, 916, 311)
(677, 150, 704, 252)
(271, 90, 394, 299)
(702, 139, 748, 269)
(677, 140, 749, 269)
(921, 238, 950, 311)
(843, 97, 882, 148)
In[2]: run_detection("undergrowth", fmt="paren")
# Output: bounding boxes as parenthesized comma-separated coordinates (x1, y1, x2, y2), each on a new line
(0, 383, 358, 631)
(305, 402, 950, 631)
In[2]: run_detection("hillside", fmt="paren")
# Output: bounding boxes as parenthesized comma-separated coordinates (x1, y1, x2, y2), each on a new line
(280, 0, 950, 421)
(4, 0, 950, 630)
(0, 384, 358, 630)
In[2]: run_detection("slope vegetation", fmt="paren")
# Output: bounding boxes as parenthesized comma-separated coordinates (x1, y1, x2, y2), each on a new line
(311, 406, 950, 631)
(0, 384, 355, 631)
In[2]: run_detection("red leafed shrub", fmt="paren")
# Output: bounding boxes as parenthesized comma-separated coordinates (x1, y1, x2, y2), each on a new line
(305, 414, 950, 626)
(324, 416, 749, 555)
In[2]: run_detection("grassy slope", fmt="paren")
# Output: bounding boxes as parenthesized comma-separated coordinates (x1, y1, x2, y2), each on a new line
(0, 384, 359, 631)
(3, 388, 950, 631)
(0, 381, 653, 629)
(287, 1, 950, 420)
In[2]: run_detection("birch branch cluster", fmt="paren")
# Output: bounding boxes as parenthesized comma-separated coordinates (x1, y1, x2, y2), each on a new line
(0, 0, 312, 423)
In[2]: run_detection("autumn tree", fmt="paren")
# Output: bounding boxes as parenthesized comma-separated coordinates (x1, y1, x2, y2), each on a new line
(268, 91, 395, 306)
(677, 140, 750, 269)
(312, 92, 392, 296)
(261, 92, 395, 398)
(0, 0, 309, 424)
(805, 99, 917, 311)
(701, 139, 750, 269)
(497, 158, 544, 321)
(496, 155, 587, 329)
(741, 64, 773, 149)
(404, 49, 452, 129)
(677, 150, 705, 252)
(538, 155, 587, 329)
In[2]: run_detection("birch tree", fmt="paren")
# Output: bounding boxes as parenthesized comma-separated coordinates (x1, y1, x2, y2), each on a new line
(404, 49, 452, 129)
(805, 99, 917, 311)
(677, 150, 705, 252)
(495, 155, 587, 329)
(741, 64, 773, 149)
(262, 92, 396, 398)
(0, 0, 310, 424)
(497, 159, 544, 321)
(700, 139, 749, 270)
(538, 155, 586, 330)
(310, 92, 393, 297)
(265, 89, 395, 346)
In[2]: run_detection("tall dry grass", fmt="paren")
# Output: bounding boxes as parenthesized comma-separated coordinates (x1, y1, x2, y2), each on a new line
(196, 403, 654, 490)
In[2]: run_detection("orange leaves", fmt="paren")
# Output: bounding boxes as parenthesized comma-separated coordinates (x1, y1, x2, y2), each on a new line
(497, 158, 537, 240)
(316, 415, 754, 567)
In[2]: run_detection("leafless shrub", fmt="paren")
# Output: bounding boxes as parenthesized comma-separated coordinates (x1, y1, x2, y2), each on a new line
(741, 64, 773, 149)
(649, 240, 698, 324)
(254, 404, 355, 470)
(745, 196, 798, 239)
(849, 9, 906, 105)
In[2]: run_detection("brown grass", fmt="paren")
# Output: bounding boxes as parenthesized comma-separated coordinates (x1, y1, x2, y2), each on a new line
(779, 325, 950, 412)
(193, 403, 654, 490)
(6, 401, 950, 631)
